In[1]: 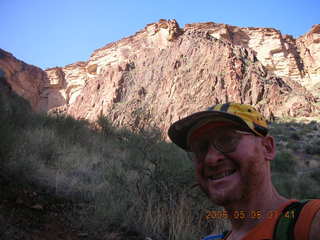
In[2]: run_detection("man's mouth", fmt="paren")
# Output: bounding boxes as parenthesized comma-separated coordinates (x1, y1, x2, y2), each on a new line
(207, 169, 237, 180)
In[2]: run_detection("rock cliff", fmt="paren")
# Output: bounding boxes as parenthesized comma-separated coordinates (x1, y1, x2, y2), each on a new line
(188, 22, 320, 97)
(0, 19, 319, 135)
(297, 24, 320, 95)
(0, 49, 46, 111)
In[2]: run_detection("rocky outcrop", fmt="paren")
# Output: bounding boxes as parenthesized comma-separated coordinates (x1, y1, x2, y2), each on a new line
(185, 22, 320, 97)
(0, 49, 46, 110)
(63, 20, 318, 135)
(43, 62, 87, 110)
(0, 48, 89, 111)
(0, 20, 319, 137)
(297, 24, 320, 95)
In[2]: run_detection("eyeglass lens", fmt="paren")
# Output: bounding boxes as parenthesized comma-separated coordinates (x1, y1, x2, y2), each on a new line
(190, 129, 243, 158)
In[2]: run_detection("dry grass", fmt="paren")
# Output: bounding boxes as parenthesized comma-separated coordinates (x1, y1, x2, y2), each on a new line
(1, 91, 319, 239)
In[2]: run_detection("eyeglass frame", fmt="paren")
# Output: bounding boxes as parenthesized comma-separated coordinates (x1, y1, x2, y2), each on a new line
(187, 127, 256, 161)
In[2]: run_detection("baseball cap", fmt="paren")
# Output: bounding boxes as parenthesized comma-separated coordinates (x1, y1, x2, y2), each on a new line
(168, 102, 268, 151)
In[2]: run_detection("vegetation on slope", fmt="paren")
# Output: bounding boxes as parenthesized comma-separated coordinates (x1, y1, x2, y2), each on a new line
(0, 86, 319, 240)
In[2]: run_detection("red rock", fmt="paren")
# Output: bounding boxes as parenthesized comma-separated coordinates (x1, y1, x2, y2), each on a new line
(0, 20, 319, 137)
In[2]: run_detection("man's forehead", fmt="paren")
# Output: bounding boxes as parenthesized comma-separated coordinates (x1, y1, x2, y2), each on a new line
(193, 121, 241, 132)
(188, 121, 242, 142)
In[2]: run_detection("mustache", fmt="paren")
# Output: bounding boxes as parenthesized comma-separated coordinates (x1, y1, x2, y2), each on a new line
(201, 155, 239, 176)
(202, 165, 231, 175)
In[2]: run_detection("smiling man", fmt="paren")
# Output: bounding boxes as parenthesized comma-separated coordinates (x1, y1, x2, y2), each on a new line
(168, 103, 320, 240)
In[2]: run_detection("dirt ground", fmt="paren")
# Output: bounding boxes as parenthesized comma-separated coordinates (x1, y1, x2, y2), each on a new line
(0, 175, 143, 240)
(0, 173, 81, 240)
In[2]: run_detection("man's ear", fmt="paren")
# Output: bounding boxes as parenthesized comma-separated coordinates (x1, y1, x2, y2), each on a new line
(262, 135, 276, 161)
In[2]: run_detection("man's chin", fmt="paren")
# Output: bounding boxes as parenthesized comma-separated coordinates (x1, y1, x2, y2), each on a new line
(207, 184, 244, 206)
(198, 178, 244, 205)
(208, 192, 235, 206)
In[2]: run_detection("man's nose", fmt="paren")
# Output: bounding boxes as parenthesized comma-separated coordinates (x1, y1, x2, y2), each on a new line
(204, 144, 226, 165)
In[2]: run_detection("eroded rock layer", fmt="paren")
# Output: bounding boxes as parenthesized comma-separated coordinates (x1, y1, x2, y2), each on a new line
(0, 49, 46, 110)
(0, 19, 319, 136)
(187, 22, 320, 97)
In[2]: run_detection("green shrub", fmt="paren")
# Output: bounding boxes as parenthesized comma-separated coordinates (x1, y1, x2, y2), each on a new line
(0, 89, 32, 162)
(0, 121, 16, 162)
(271, 151, 296, 174)
(289, 132, 300, 140)
(96, 114, 116, 137)
(1, 106, 223, 239)
(272, 173, 297, 198)
(2, 90, 319, 240)
(296, 175, 320, 199)
(305, 140, 320, 154)
(272, 167, 320, 199)
(310, 169, 320, 183)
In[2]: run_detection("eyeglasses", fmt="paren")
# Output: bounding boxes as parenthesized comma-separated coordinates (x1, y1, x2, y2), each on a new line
(188, 128, 254, 160)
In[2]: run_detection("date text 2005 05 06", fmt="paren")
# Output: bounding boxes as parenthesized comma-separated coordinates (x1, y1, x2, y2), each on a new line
(204, 210, 295, 220)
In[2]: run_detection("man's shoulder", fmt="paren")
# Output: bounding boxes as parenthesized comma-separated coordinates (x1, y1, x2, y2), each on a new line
(263, 199, 320, 240)
(201, 200, 320, 240)
(309, 208, 320, 240)
(294, 199, 320, 240)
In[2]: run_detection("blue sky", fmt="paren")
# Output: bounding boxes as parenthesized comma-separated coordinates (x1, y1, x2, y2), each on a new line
(1, 0, 319, 69)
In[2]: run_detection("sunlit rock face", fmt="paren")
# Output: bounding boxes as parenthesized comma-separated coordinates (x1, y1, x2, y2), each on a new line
(43, 62, 87, 110)
(63, 19, 318, 134)
(0, 20, 319, 136)
(0, 49, 46, 111)
(188, 22, 320, 97)
(297, 24, 320, 97)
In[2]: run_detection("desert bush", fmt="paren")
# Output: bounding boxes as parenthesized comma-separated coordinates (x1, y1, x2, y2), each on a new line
(0, 93, 34, 167)
(0, 120, 16, 162)
(271, 151, 297, 174)
(270, 149, 319, 199)
(309, 169, 320, 183)
(296, 174, 320, 199)
(96, 114, 116, 137)
(271, 151, 320, 200)
(90, 129, 215, 239)
(38, 114, 92, 145)
(272, 172, 298, 198)
(289, 132, 300, 140)
(6, 124, 116, 201)
(1, 104, 224, 239)
(133, 191, 225, 240)
(70, 123, 229, 239)
(305, 139, 320, 154)
(286, 139, 300, 151)
(2, 89, 319, 240)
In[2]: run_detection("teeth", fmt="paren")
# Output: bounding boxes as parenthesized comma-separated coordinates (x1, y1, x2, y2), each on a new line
(209, 170, 235, 180)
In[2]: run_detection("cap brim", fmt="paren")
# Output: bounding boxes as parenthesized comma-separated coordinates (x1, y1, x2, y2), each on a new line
(168, 110, 251, 151)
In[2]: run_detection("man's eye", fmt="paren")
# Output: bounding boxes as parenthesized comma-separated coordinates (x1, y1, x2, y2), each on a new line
(195, 140, 209, 154)
(200, 142, 209, 152)
(217, 135, 233, 144)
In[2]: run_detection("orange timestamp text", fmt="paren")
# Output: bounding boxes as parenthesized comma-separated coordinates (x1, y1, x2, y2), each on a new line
(204, 210, 295, 220)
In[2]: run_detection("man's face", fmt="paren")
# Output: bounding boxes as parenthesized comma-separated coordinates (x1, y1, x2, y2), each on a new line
(189, 126, 269, 206)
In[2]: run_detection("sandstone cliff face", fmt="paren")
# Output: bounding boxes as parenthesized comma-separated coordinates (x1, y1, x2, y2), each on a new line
(1, 20, 319, 136)
(297, 24, 320, 94)
(0, 49, 89, 112)
(186, 22, 320, 97)
(62, 20, 317, 134)
(43, 62, 87, 110)
(0, 49, 46, 110)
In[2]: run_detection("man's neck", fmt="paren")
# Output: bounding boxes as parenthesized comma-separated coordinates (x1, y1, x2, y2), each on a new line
(224, 186, 289, 237)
